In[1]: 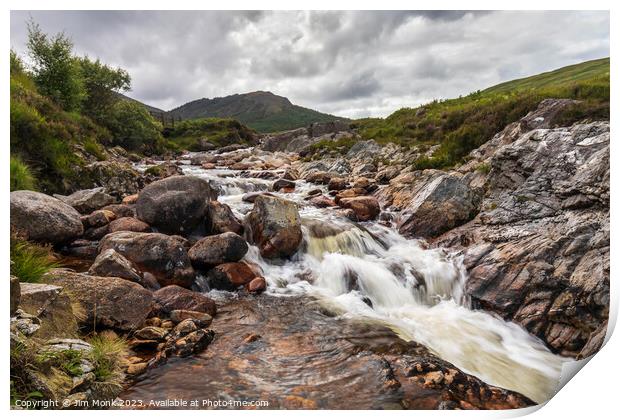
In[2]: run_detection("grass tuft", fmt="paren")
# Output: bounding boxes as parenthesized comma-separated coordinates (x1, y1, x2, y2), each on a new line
(10, 237, 59, 283)
(10, 155, 37, 191)
(87, 334, 128, 383)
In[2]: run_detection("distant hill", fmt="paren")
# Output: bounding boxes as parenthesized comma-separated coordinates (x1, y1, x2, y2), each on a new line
(115, 92, 166, 116)
(168, 91, 343, 133)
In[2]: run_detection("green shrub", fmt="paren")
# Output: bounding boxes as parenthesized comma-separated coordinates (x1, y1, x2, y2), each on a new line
(10, 238, 59, 283)
(106, 100, 164, 154)
(10, 156, 37, 191)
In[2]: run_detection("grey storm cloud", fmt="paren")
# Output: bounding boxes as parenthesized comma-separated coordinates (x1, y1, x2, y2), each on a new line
(10, 10, 609, 118)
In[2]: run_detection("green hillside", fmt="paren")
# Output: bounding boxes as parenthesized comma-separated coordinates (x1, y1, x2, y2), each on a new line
(354, 57, 610, 169)
(168, 91, 343, 133)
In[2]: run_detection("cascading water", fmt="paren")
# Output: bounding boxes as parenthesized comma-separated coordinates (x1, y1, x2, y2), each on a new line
(138, 156, 569, 404)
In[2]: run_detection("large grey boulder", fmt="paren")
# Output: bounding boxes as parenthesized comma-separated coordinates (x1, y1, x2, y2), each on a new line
(99, 231, 195, 288)
(89, 249, 142, 284)
(246, 195, 302, 259)
(44, 269, 153, 331)
(205, 201, 243, 235)
(11, 190, 84, 244)
(136, 175, 216, 235)
(57, 187, 116, 214)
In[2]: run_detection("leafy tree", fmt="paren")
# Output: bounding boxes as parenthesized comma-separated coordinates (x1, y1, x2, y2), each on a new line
(78, 56, 131, 123)
(10, 49, 25, 75)
(106, 101, 164, 154)
(26, 19, 84, 111)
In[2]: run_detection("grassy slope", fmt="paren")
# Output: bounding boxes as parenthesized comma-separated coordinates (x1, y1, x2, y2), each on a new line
(354, 57, 610, 169)
(163, 117, 258, 152)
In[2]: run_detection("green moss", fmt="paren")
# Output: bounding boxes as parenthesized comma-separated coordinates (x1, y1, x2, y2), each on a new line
(476, 162, 491, 174)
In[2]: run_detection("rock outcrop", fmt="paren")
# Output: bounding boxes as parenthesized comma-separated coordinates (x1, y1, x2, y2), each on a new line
(188, 232, 248, 268)
(11, 191, 84, 245)
(57, 188, 116, 214)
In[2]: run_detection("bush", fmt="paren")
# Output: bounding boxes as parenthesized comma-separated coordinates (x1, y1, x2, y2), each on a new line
(165, 117, 257, 151)
(10, 156, 37, 191)
(106, 100, 164, 154)
(10, 237, 59, 283)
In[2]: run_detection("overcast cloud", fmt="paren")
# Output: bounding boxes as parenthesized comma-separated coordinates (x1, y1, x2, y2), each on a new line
(10, 10, 609, 118)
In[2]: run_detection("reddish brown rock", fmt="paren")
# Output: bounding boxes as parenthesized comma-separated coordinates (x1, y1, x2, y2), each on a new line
(205, 201, 243, 235)
(309, 195, 336, 208)
(338, 196, 381, 221)
(245, 277, 267, 294)
(122, 194, 139, 205)
(153, 285, 217, 317)
(109, 217, 151, 233)
(328, 177, 348, 191)
(207, 262, 258, 291)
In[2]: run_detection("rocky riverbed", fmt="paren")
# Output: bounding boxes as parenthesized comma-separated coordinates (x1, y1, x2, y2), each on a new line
(9, 99, 609, 409)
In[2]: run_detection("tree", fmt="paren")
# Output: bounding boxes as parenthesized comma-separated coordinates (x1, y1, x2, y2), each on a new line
(106, 101, 164, 154)
(26, 19, 84, 111)
(78, 56, 131, 124)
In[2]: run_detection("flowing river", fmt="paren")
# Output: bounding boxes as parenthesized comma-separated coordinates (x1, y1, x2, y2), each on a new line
(124, 155, 569, 406)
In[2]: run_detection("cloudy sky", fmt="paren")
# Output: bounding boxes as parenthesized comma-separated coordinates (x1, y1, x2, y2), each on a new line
(10, 10, 609, 118)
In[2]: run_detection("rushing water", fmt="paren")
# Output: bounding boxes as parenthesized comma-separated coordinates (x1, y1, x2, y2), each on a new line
(137, 157, 569, 404)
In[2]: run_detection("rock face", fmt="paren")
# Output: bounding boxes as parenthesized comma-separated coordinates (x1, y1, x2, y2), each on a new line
(246, 195, 303, 259)
(396, 174, 480, 238)
(136, 176, 216, 235)
(89, 249, 143, 284)
(436, 119, 610, 357)
(153, 286, 217, 317)
(44, 269, 153, 331)
(57, 188, 116, 214)
(18, 282, 79, 338)
(188, 232, 248, 268)
(10, 190, 84, 244)
(99, 232, 195, 288)
(205, 201, 243, 235)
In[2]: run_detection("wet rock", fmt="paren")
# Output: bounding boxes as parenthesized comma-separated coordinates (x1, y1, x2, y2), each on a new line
(245, 277, 267, 294)
(246, 195, 303, 259)
(10, 276, 20, 316)
(44, 269, 153, 331)
(272, 178, 296, 192)
(188, 232, 248, 267)
(108, 217, 151, 233)
(89, 249, 142, 284)
(338, 196, 381, 222)
(135, 326, 168, 341)
(99, 231, 195, 288)
(398, 174, 480, 238)
(205, 201, 244, 235)
(136, 175, 216, 235)
(305, 171, 332, 185)
(57, 187, 116, 214)
(207, 262, 259, 291)
(309, 195, 337, 208)
(328, 177, 348, 191)
(170, 310, 213, 327)
(153, 285, 217, 317)
(10, 191, 84, 245)
(62, 239, 99, 259)
(241, 191, 275, 203)
(334, 187, 367, 204)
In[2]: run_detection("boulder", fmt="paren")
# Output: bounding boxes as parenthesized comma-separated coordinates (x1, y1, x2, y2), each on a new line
(245, 277, 267, 294)
(397, 174, 480, 238)
(83, 209, 116, 228)
(153, 285, 216, 317)
(170, 310, 213, 327)
(89, 249, 142, 284)
(246, 195, 303, 259)
(188, 232, 248, 268)
(136, 175, 216, 235)
(338, 196, 381, 221)
(81, 161, 145, 199)
(108, 217, 151, 233)
(205, 201, 243, 235)
(99, 232, 195, 288)
(102, 204, 135, 218)
(207, 262, 258, 291)
(305, 171, 332, 185)
(328, 177, 348, 191)
(44, 269, 153, 331)
(57, 188, 116, 214)
(11, 191, 84, 244)
(309, 195, 337, 208)
(241, 191, 275, 203)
